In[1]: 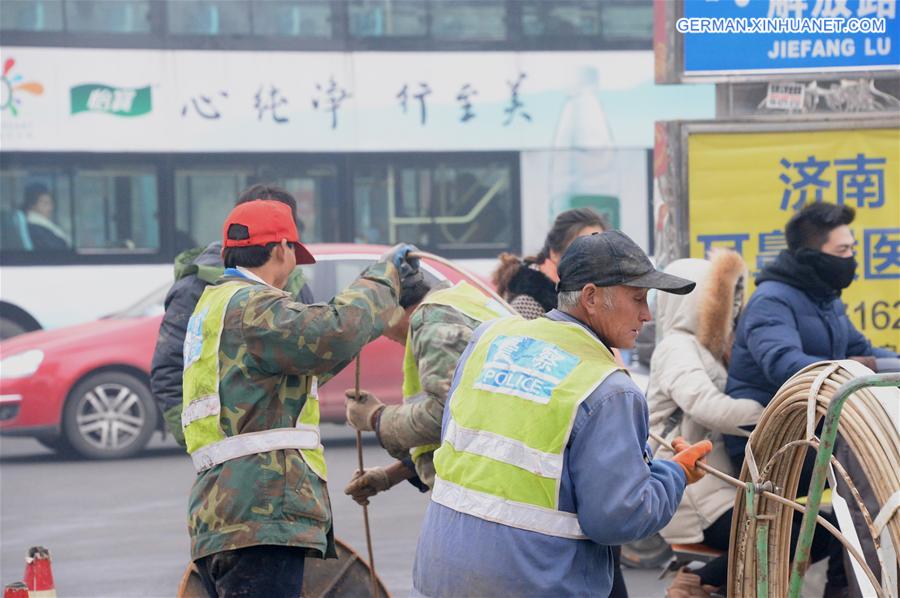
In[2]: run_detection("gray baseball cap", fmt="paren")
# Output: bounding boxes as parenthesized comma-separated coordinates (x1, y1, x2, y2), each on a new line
(556, 231, 695, 295)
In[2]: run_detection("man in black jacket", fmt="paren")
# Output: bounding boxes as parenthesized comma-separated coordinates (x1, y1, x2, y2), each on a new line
(150, 184, 313, 445)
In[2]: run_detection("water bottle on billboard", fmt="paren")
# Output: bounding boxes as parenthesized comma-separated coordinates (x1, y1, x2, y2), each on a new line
(548, 66, 620, 229)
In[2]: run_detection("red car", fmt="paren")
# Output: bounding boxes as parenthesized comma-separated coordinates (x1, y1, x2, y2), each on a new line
(0, 244, 489, 459)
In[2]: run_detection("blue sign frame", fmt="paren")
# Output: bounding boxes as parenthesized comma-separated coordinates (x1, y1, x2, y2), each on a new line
(681, 0, 899, 75)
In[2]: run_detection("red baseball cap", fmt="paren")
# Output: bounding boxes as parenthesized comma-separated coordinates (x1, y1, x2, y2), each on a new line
(222, 200, 316, 264)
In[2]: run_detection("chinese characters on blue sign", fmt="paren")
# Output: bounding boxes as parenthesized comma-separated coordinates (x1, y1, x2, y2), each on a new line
(682, 0, 899, 75)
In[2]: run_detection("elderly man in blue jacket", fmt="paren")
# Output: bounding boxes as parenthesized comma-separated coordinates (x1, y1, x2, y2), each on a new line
(725, 202, 898, 463)
(412, 232, 712, 597)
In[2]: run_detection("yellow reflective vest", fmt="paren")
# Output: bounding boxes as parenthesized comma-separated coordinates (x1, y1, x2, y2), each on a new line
(182, 280, 326, 479)
(401, 281, 512, 463)
(432, 316, 621, 538)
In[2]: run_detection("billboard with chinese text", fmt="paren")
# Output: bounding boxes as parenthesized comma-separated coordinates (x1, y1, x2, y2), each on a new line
(688, 127, 899, 351)
(0, 46, 714, 152)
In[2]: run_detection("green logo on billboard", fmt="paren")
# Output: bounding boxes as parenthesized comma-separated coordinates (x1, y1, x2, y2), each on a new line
(70, 83, 151, 117)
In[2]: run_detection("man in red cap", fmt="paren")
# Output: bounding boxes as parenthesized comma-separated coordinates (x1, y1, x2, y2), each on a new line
(181, 197, 418, 597)
(151, 184, 315, 447)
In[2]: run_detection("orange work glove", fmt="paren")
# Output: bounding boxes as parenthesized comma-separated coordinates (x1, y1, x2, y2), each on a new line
(671, 436, 690, 453)
(672, 440, 713, 485)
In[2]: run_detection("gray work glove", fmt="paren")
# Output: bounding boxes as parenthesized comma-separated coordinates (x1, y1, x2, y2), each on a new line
(345, 389, 386, 432)
(344, 467, 392, 505)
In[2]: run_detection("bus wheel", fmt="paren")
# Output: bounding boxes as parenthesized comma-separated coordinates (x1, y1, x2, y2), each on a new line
(62, 371, 158, 459)
(0, 317, 27, 340)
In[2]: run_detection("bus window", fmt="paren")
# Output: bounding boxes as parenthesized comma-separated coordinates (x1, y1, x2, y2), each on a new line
(251, 1, 334, 39)
(72, 167, 159, 253)
(0, 169, 71, 252)
(65, 0, 152, 33)
(175, 169, 253, 251)
(0, 0, 63, 32)
(431, 1, 506, 41)
(348, 0, 426, 38)
(167, 0, 251, 36)
(174, 164, 338, 250)
(352, 157, 515, 255)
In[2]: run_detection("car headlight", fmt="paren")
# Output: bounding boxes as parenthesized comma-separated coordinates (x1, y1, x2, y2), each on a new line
(0, 349, 45, 379)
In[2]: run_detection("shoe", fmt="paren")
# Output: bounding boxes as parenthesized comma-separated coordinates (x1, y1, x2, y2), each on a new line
(666, 568, 718, 598)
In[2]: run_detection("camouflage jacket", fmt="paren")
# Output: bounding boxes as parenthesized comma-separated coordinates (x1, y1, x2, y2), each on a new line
(188, 261, 400, 561)
(376, 300, 480, 488)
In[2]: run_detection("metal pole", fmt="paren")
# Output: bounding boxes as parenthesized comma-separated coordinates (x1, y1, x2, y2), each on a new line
(787, 372, 900, 598)
(354, 356, 379, 598)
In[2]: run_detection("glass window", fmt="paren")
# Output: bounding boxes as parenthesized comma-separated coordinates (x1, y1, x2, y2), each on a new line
(353, 158, 514, 254)
(65, 0, 152, 33)
(167, 0, 250, 35)
(348, 0, 426, 37)
(0, 164, 158, 255)
(522, 1, 601, 38)
(72, 167, 158, 253)
(251, 1, 333, 38)
(600, 2, 653, 42)
(0, 0, 63, 32)
(0, 168, 71, 252)
(431, 1, 506, 41)
(174, 164, 339, 251)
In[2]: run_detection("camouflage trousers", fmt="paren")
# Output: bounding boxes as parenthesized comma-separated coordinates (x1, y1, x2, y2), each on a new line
(195, 545, 306, 598)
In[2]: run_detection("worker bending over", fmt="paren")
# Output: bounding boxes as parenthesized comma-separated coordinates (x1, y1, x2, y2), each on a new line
(344, 276, 511, 501)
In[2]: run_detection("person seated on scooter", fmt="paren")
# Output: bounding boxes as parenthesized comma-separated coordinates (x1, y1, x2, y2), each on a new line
(648, 249, 850, 597)
(648, 250, 763, 597)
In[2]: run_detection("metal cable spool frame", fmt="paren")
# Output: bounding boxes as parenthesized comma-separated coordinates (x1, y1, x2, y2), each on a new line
(724, 362, 900, 598)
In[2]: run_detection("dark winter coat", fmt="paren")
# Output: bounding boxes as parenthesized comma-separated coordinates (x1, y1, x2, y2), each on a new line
(724, 250, 895, 458)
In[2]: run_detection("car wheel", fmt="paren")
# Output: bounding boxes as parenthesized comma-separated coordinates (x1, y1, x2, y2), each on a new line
(620, 533, 673, 569)
(62, 371, 158, 459)
(0, 316, 27, 340)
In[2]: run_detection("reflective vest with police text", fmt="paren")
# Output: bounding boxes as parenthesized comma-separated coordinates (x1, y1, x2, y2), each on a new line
(432, 316, 621, 539)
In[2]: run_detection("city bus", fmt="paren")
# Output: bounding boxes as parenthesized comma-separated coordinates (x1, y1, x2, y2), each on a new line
(0, 0, 713, 337)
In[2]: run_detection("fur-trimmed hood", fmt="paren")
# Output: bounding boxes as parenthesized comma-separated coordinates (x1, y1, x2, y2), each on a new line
(655, 251, 747, 360)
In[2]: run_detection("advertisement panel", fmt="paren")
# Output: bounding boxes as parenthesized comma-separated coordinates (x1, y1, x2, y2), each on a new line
(688, 128, 899, 351)
(681, 0, 899, 77)
(0, 47, 714, 152)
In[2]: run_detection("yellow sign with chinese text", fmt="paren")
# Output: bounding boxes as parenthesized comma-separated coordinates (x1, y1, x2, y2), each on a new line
(688, 128, 899, 352)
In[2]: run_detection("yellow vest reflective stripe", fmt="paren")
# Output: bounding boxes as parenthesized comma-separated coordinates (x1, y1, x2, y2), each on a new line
(401, 282, 512, 463)
(182, 281, 327, 479)
(432, 316, 621, 539)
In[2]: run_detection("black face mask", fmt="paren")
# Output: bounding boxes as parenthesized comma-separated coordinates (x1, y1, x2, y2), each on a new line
(796, 248, 857, 291)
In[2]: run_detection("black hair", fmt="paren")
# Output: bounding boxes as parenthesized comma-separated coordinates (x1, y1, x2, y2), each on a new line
(532, 207, 608, 264)
(785, 202, 855, 252)
(23, 183, 51, 211)
(236, 183, 297, 215)
(222, 241, 299, 269)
